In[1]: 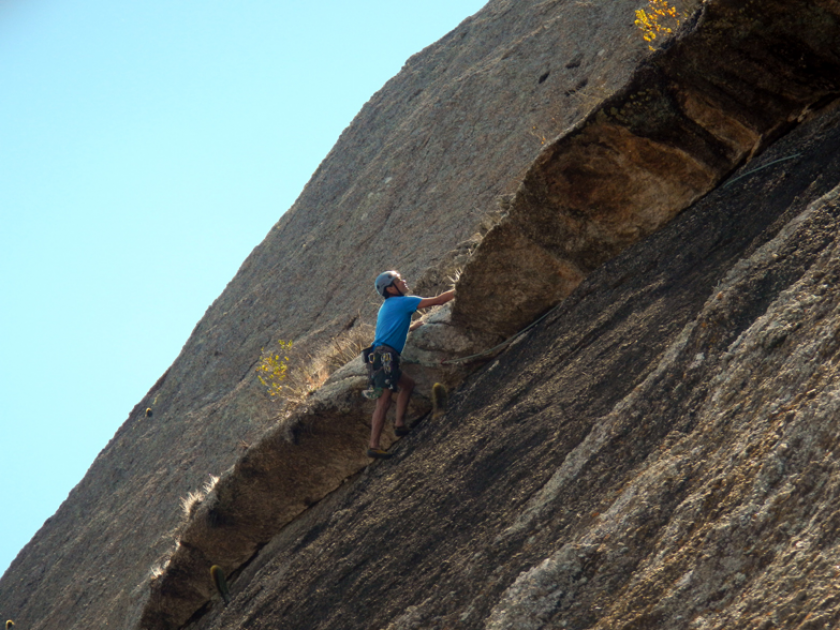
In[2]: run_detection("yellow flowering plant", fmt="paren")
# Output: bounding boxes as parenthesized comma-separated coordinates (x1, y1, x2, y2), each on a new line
(256, 340, 293, 397)
(635, 0, 681, 50)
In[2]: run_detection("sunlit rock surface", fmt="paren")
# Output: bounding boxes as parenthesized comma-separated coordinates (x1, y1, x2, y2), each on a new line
(3, 1, 840, 629)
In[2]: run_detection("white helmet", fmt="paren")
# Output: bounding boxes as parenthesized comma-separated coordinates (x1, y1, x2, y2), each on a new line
(374, 270, 400, 297)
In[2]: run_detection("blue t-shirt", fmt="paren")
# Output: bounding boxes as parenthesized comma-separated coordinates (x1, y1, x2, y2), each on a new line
(373, 295, 423, 353)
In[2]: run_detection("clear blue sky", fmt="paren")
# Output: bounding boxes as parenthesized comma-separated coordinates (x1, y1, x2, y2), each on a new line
(0, 0, 486, 578)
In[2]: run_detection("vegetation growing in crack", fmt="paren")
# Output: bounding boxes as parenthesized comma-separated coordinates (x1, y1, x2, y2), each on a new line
(256, 325, 375, 417)
(635, 0, 683, 50)
(210, 565, 231, 605)
(256, 339, 294, 398)
(179, 475, 220, 518)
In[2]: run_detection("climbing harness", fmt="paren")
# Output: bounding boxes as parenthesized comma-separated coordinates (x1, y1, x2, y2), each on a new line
(362, 344, 401, 398)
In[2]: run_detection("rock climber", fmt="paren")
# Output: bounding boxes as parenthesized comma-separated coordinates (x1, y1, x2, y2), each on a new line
(365, 270, 455, 459)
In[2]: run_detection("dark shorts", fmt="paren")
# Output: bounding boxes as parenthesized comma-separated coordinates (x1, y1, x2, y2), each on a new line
(365, 345, 402, 393)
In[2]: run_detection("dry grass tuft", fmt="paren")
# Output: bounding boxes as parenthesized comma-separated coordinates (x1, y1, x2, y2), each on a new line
(179, 475, 221, 518)
(180, 491, 204, 518)
(269, 323, 375, 416)
(150, 564, 167, 580)
(446, 266, 464, 290)
(203, 475, 219, 495)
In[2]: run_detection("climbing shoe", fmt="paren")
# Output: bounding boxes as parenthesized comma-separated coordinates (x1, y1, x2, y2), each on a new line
(395, 425, 411, 437)
(366, 447, 394, 459)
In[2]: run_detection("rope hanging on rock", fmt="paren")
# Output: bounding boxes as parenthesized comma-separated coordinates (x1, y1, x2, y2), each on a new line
(403, 299, 564, 368)
(721, 153, 801, 189)
(407, 152, 804, 369)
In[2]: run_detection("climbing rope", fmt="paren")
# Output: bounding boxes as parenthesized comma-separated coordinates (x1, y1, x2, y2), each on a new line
(721, 153, 801, 189)
(403, 299, 565, 368)
(405, 152, 803, 369)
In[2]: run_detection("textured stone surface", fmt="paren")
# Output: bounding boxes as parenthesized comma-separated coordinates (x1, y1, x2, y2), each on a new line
(136, 302, 506, 630)
(178, 100, 840, 630)
(4, 1, 840, 629)
(453, 0, 840, 337)
(149, 28, 840, 629)
(0, 1, 656, 628)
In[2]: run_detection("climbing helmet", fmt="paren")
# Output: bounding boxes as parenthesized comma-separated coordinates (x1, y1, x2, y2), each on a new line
(375, 270, 401, 297)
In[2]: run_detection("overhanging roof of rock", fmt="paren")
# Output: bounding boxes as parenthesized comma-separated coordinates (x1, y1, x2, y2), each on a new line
(453, 0, 840, 338)
(135, 1, 840, 629)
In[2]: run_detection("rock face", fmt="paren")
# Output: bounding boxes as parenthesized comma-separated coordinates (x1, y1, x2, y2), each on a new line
(182, 102, 840, 630)
(0, 1, 655, 628)
(4, 0, 840, 629)
(454, 0, 840, 337)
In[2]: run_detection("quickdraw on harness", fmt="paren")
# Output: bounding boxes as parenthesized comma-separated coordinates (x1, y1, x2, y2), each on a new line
(362, 344, 398, 399)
